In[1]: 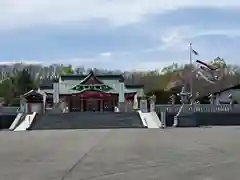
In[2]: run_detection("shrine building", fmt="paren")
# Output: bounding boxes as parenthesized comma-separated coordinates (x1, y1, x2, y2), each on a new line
(38, 71, 144, 112)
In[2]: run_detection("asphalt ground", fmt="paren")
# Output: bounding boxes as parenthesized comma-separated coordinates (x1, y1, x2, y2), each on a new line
(0, 127, 240, 180)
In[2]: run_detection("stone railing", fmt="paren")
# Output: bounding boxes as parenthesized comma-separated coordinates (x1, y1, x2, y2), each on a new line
(155, 104, 240, 113)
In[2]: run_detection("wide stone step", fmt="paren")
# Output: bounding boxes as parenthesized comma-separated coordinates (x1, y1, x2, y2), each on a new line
(30, 112, 144, 130)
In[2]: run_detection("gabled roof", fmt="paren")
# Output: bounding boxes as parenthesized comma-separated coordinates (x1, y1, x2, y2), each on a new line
(214, 84, 240, 94)
(196, 83, 240, 101)
(80, 70, 104, 85)
(22, 89, 45, 98)
(60, 73, 124, 81)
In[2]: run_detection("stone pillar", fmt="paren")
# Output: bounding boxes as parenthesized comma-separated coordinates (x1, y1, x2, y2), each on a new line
(140, 99, 148, 113)
(80, 97, 84, 112)
(133, 93, 139, 110)
(228, 94, 234, 109)
(20, 98, 26, 113)
(149, 94, 156, 112)
(161, 111, 166, 128)
(42, 93, 47, 113)
(118, 82, 125, 112)
(53, 82, 60, 104)
(100, 100, 103, 112)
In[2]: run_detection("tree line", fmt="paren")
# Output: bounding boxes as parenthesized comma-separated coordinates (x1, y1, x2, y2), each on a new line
(1, 57, 240, 105)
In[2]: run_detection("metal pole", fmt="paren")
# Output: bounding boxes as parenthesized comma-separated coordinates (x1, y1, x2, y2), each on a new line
(189, 43, 193, 104)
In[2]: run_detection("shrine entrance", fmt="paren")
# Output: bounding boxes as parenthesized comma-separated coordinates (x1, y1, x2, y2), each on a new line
(68, 90, 118, 112)
(84, 99, 101, 112)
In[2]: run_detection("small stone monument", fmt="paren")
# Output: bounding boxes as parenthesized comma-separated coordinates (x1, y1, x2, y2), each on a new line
(149, 94, 156, 112)
(139, 91, 148, 113)
(169, 94, 176, 105)
(228, 94, 234, 109)
(228, 94, 233, 104)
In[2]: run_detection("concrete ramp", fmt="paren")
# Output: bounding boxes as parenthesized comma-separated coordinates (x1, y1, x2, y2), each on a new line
(138, 111, 161, 128)
(9, 113, 23, 130)
(14, 112, 37, 131)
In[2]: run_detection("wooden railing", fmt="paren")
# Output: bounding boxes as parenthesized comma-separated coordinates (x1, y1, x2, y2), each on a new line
(155, 104, 240, 113)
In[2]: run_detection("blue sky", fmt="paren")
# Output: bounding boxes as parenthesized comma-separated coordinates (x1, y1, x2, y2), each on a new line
(1, 0, 240, 71)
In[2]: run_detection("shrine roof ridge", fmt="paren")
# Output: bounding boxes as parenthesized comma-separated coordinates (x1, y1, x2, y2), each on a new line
(60, 74, 124, 81)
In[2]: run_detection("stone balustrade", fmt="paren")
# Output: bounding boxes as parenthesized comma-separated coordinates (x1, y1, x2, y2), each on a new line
(155, 104, 240, 113)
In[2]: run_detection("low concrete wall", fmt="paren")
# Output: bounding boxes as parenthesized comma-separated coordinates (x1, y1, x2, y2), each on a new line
(196, 112, 240, 126)
(0, 115, 16, 129)
(177, 114, 199, 127)
(157, 112, 175, 127)
(158, 112, 240, 127)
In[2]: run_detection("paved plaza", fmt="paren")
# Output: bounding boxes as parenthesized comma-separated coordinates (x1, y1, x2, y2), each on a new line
(0, 127, 240, 180)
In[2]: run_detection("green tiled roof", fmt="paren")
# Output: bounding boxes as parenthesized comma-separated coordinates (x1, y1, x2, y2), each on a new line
(41, 80, 142, 95)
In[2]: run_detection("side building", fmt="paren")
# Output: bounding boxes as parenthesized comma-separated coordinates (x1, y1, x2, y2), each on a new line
(39, 71, 144, 112)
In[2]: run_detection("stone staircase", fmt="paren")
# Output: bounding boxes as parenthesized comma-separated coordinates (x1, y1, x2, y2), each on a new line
(29, 112, 144, 130)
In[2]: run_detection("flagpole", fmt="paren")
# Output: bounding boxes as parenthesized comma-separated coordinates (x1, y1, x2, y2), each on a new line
(189, 42, 193, 104)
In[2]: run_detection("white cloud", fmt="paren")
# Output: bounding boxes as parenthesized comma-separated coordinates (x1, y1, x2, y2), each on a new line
(0, 56, 112, 67)
(1, 0, 240, 29)
(142, 26, 192, 53)
(123, 59, 189, 71)
(120, 51, 130, 55)
(197, 29, 240, 38)
(50, 56, 113, 66)
(158, 26, 191, 52)
(99, 52, 113, 57)
(144, 25, 240, 54)
(0, 60, 41, 65)
(143, 48, 157, 53)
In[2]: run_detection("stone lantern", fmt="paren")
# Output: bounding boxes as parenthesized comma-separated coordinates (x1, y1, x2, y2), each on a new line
(209, 94, 216, 105)
(178, 86, 190, 104)
(169, 94, 176, 105)
(194, 92, 200, 104)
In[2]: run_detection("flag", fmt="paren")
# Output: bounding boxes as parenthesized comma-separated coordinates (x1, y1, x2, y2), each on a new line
(192, 48, 198, 55)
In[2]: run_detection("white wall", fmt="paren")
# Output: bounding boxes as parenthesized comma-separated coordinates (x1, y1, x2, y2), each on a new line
(29, 103, 42, 114)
